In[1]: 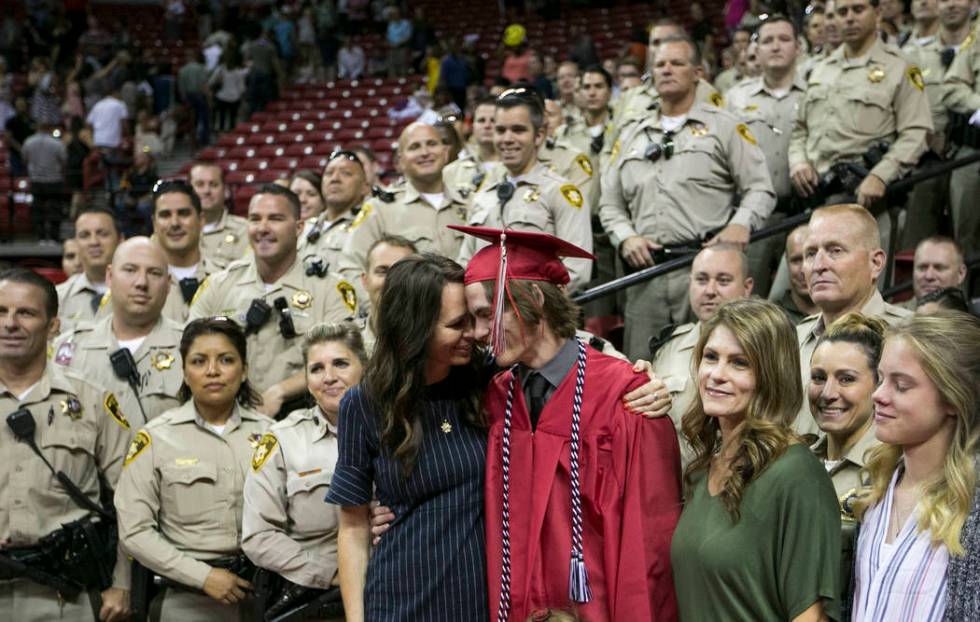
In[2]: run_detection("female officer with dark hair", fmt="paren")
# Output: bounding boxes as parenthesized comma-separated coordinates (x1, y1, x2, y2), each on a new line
(115, 317, 270, 621)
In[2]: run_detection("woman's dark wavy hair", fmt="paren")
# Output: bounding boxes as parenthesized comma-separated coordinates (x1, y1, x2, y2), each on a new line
(177, 317, 262, 408)
(365, 253, 484, 475)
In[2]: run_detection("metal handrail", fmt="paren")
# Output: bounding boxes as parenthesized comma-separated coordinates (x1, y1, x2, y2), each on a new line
(572, 150, 980, 304)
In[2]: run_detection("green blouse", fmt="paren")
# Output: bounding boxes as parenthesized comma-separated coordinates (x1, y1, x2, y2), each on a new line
(670, 444, 842, 621)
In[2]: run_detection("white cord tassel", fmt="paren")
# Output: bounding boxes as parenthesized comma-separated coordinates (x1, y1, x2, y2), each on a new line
(490, 232, 508, 356)
(568, 553, 593, 603)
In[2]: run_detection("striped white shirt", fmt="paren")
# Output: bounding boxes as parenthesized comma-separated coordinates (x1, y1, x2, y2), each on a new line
(853, 466, 949, 621)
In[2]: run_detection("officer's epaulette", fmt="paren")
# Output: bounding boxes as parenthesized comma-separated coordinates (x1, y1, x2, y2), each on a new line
(587, 334, 608, 353)
(648, 323, 682, 359)
(371, 185, 396, 203)
(220, 257, 252, 275)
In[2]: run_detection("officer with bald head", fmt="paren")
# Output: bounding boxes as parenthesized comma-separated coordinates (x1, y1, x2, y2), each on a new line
(652, 244, 754, 463)
(795, 203, 911, 437)
(53, 237, 185, 427)
(338, 122, 470, 281)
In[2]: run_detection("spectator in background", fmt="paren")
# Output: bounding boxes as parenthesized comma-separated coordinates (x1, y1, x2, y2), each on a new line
(910, 236, 968, 305)
(568, 24, 599, 68)
(623, 26, 648, 71)
(805, 6, 827, 54)
(210, 47, 248, 132)
(615, 57, 643, 93)
(164, 0, 186, 40)
(64, 116, 91, 210)
(77, 14, 113, 66)
(3, 96, 33, 177)
(440, 38, 469, 110)
(62, 238, 83, 276)
(461, 34, 485, 87)
(690, 3, 716, 64)
(296, 5, 320, 82)
(528, 53, 556, 99)
(116, 147, 157, 236)
(272, 7, 298, 72)
(134, 112, 165, 158)
(22, 121, 67, 244)
(385, 6, 413, 77)
(501, 24, 533, 83)
(244, 29, 281, 115)
(410, 7, 438, 72)
(346, 0, 370, 35)
(28, 56, 61, 127)
(87, 83, 128, 153)
(337, 35, 366, 80)
(178, 49, 211, 146)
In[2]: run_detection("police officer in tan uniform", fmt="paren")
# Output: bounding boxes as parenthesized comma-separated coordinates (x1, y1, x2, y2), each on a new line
(56, 207, 122, 333)
(356, 236, 417, 354)
(297, 151, 371, 271)
(338, 123, 470, 281)
(939, 9, 980, 255)
(726, 16, 808, 296)
(443, 97, 500, 197)
(789, 0, 932, 247)
(604, 19, 723, 173)
(600, 35, 775, 360)
(115, 317, 270, 622)
(459, 88, 594, 292)
(190, 185, 358, 417)
(0, 268, 131, 622)
(652, 245, 753, 465)
(541, 98, 597, 204)
(53, 238, 185, 427)
(190, 162, 250, 268)
(150, 180, 222, 323)
(243, 324, 367, 619)
(900, 0, 974, 248)
(796, 205, 911, 438)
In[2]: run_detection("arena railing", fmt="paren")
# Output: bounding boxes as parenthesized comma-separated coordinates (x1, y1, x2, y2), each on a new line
(572, 150, 980, 305)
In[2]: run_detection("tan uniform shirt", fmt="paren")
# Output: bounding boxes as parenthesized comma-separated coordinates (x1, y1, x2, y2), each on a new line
(458, 161, 593, 291)
(55, 272, 109, 333)
(604, 78, 723, 169)
(242, 406, 339, 589)
(338, 182, 470, 280)
(795, 290, 912, 436)
(810, 424, 879, 499)
(652, 322, 699, 465)
(714, 67, 743, 95)
(200, 209, 250, 268)
(160, 257, 223, 324)
(599, 101, 776, 249)
(52, 315, 185, 426)
(189, 256, 358, 393)
(789, 39, 932, 184)
(115, 401, 269, 589)
(941, 26, 980, 114)
(901, 36, 953, 153)
(0, 364, 130, 547)
(537, 138, 597, 215)
(297, 211, 354, 272)
(726, 73, 808, 200)
(443, 151, 495, 199)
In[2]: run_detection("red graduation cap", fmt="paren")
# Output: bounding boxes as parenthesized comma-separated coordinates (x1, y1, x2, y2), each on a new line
(450, 225, 595, 286)
(450, 225, 594, 356)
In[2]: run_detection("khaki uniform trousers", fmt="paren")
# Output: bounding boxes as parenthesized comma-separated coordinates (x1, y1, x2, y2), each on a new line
(149, 586, 256, 622)
(0, 578, 95, 621)
(623, 267, 691, 361)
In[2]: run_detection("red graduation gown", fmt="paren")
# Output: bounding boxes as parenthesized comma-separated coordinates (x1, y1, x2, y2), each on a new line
(484, 347, 683, 622)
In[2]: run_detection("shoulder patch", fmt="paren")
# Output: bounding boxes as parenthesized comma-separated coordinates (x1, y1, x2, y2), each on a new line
(559, 184, 584, 209)
(349, 202, 373, 229)
(907, 65, 925, 91)
(251, 433, 278, 472)
(104, 393, 130, 429)
(575, 153, 593, 177)
(190, 275, 209, 307)
(709, 92, 725, 107)
(963, 31, 975, 50)
(98, 292, 111, 310)
(124, 430, 151, 466)
(736, 123, 758, 145)
(336, 280, 358, 314)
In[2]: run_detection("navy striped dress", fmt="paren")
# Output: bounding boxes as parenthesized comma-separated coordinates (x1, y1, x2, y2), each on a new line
(326, 374, 489, 621)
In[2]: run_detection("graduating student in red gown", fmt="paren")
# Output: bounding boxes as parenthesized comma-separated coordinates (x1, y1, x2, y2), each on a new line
(454, 226, 683, 622)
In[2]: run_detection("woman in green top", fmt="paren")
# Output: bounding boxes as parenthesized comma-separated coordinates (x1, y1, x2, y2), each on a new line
(670, 299, 841, 622)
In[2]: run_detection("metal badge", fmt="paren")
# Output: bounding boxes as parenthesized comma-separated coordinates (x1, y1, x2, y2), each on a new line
(868, 67, 886, 83)
(249, 433, 263, 449)
(60, 396, 83, 420)
(152, 351, 175, 370)
(523, 188, 541, 203)
(224, 233, 237, 245)
(291, 290, 313, 310)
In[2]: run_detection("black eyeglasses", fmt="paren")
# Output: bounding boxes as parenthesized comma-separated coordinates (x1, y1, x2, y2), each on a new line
(644, 131, 675, 162)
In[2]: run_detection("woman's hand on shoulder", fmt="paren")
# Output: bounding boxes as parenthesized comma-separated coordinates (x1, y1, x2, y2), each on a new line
(623, 360, 672, 419)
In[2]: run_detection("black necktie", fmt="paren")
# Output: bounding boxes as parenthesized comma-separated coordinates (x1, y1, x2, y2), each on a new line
(90, 291, 103, 315)
(526, 371, 550, 431)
